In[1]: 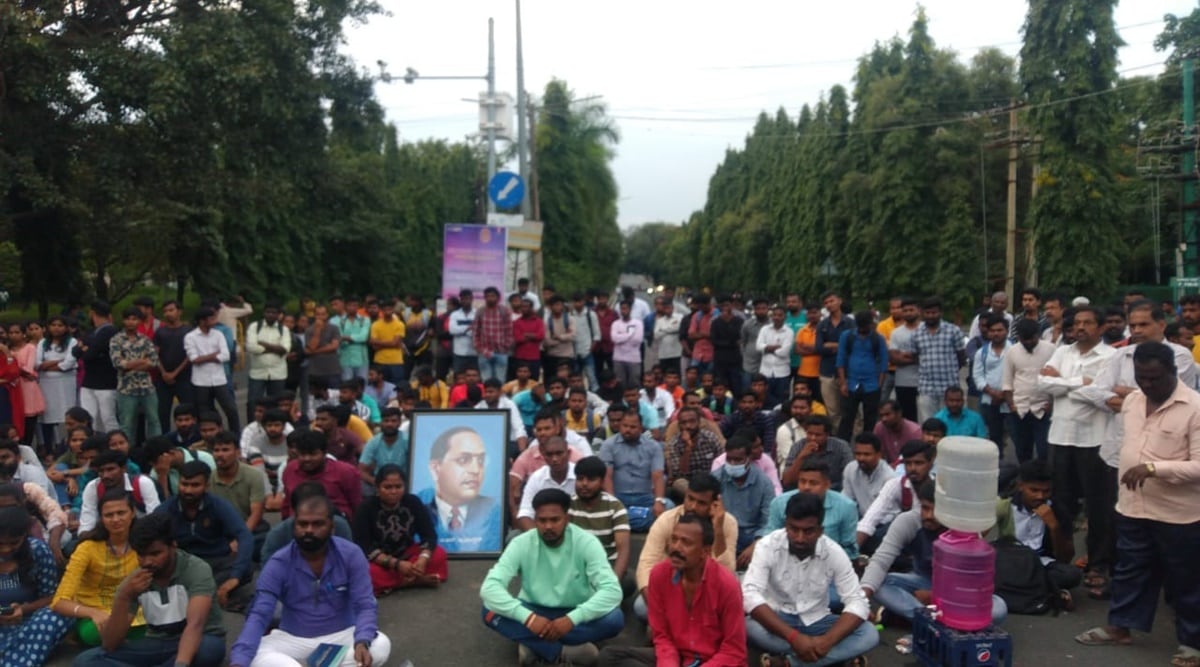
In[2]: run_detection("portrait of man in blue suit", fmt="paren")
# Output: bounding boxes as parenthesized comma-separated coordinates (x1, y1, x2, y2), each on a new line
(417, 425, 502, 553)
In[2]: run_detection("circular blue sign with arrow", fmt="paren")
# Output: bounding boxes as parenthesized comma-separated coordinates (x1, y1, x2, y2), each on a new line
(488, 171, 525, 209)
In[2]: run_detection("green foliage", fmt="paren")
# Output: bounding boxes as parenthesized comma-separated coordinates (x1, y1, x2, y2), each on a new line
(629, 5, 1179, 313)
(535, 80, 623, 294)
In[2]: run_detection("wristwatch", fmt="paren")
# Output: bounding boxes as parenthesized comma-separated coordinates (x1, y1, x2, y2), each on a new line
(654, 497, 668, 505)
(1145, 462, 1156, 475)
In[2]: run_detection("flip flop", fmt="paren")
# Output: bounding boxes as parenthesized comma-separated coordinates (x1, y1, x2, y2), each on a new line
(1075, 627, 1133, 646)
(1171, 646, 1200, 667)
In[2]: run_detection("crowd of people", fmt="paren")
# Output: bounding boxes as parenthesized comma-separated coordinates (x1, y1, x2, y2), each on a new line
(0, 282, 1195, 667)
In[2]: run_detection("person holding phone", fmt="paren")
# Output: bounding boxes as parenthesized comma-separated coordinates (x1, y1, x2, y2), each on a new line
(0, 505, 74, 667)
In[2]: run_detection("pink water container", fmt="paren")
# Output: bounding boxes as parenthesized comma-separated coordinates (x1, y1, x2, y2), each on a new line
(932, 530, 995, 631)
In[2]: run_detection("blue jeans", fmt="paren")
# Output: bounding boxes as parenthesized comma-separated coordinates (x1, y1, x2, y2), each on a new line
(874, 572, 1007, 625)
(71, 633, 226, 667)
(479, 353, 509, 382)
(378, 363, 407, 386)
(615, 493, 675, 532)
(116, 392, 161, 442)
(482, 603, 624, 663)
(690, 360, 713, 376)
(746, 611, 879, 666)
(576, 354, 598, 391)
(341, 365, 368, 382)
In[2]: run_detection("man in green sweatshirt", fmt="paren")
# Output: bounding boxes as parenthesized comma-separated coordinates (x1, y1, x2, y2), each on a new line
(481, 488, 623, 665)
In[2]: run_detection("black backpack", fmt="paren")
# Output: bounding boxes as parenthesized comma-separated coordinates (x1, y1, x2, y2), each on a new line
(992, 538, 1057, 615)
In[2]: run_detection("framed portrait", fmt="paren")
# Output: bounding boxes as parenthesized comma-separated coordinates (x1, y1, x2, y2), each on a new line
(409, 409, 510, 558)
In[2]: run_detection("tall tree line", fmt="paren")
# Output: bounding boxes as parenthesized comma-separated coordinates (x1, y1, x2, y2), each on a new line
(626, 4, 1198, 312)
(1, 0, 619, 315)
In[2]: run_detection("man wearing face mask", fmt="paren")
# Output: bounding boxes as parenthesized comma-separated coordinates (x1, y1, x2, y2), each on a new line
(714, 437, 775, 570)
(744, 492, 877, 667)
(230, 494, 392, 667)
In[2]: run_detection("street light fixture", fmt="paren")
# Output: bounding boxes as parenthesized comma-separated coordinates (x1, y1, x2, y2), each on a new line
(377, 20, 500, 210)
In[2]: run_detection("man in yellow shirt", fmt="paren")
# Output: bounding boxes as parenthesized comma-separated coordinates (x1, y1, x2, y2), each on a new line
(370, 298, 407, 384)
(1181, 295, 1200, 364)
(793, 303, 823, 399)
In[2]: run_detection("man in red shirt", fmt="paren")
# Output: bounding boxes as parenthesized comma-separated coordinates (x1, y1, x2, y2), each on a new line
(593, 292, 618, 376)
(280, 430, 361, 518)
(599, 514, 746, 666)
(512, 299, 546, 381)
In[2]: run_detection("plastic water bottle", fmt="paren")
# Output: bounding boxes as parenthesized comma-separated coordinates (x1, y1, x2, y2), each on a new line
(932, 530, 996, 631)
(934, 436, 999, 533)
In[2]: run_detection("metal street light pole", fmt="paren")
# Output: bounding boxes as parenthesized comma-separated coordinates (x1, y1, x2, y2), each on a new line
(515, 0, 530, 219)
(385, 19, 498, 211)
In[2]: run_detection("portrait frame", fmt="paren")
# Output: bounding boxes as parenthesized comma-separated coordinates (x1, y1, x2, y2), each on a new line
(408, 409, 510, 559)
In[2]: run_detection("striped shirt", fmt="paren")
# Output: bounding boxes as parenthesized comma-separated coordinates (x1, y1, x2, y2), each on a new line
(569, 492, 629, 561)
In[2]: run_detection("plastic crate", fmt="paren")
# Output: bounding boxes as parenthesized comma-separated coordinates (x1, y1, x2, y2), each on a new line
(912, 606, 1013, 667)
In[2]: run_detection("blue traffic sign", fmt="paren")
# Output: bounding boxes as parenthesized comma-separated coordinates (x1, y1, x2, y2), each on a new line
(488, 172, 525, 209)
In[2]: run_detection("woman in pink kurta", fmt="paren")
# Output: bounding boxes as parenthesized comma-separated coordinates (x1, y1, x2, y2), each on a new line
(7, 322, 45, 444)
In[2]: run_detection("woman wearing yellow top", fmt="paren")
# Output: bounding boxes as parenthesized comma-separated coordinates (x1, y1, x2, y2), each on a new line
(50, 489, 145, 646)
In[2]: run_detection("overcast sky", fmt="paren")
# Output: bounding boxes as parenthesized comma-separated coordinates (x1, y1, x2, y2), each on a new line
(345, 0, 1196, 229)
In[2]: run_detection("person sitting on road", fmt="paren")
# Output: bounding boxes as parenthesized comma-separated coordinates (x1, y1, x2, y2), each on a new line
(0, 506, 74, 667)
(861, 480, 1007, 634)
(744, 492, 878, 667)
(568, 456, 631, 589)
(260, 482, 353, 563)
(209, 430, 271, 560)
(154, 460, 254, 612)
(51, 490, 146, 647)
(598, 410, 671, 532)
(352, 464, 448, 595)
(598, 514, 747, 666)
(855, 439, 935, 554)
(633, 472, 738, 623)
(76, 450, 160, 536)
(481, 488, 623, 665)
(280, 430, 362, 519)
(71, 512, 227, 667)
(230, 493, 392, 667)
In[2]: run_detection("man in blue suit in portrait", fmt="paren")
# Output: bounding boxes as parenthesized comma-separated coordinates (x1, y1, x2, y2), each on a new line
(419, 426, 502, 552)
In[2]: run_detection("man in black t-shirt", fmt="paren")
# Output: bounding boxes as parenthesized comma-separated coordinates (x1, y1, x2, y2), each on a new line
(153, 300, 194, 430)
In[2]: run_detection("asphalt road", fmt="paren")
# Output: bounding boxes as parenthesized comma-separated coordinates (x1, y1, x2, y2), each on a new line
(43, 530, 1182, 667)
(40, 373, 1185, 666)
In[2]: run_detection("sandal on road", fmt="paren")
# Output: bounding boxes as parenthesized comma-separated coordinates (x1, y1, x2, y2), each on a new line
(1075, 627, 1132, 646)
(1171, 646, 1200, 667)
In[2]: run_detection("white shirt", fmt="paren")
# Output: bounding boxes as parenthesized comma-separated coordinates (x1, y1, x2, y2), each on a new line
(756, 324, 795, 379)
(857, 475, 916, 537)
(972, 341, 1011, 409)
(448, 308, 477, 357)
(476, 396, 526, 443)
(1038, 342, 1116, 447)
(78, 474, 161, 533)
(517, 463, 577, 520)
(968, 311, 1013, 341)
(775, 418, 806, 471)
(742, 531, 869, 624)
(245, 320, 291, 381)
(1011, 504, 1053, 566)
(1077, 341, 1199, 467)
(1001, 340, 1057, 418)
(841, 459, 894, 517)
(240, 422, 295, 461)
(653, 313, 683, 360)
(13, 462, 53, 498)
(640, 387, 675, 424)
(435, 495, 469, 527)
(183, 327, 231, 387)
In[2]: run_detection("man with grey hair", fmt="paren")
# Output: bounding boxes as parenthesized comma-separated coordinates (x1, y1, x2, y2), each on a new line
(969, 291, 1013, 341)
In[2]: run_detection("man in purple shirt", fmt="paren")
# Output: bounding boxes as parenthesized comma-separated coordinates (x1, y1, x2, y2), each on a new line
(229, 494, 392, 667)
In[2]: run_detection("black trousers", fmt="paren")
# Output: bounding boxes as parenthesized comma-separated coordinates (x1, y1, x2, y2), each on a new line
(1109, 513, 1200, 648)
(194, 384, 241, 433)
(838, 387, 880, 441)
(1050, 444, 1111, 573)
(894, 386, 919, 423)
(596, 646, 656, 666)
(979, 402, 1008, 457)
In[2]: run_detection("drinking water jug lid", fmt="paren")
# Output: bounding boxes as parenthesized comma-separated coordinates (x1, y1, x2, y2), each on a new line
(938, 529, 980, 544)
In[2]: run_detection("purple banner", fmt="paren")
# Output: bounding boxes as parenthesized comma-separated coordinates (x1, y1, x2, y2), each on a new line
(442, 224, 508, 305)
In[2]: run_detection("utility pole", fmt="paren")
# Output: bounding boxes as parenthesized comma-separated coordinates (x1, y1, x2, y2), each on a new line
(515, 0, 530, 221)
(1005, 103, 1020, 307)
(1184, 55, 1197, 276)
(486, 17, 497, 207)
(1026, 141, 1040, 288)
(529, 99, 543, 291)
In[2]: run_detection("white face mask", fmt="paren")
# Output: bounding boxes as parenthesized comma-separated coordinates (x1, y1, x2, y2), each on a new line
(724, 463, 747, 478)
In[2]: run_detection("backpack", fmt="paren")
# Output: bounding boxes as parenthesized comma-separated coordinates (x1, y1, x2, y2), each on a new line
(96, 475, 146, 513)
(992, 538, 1058, 615)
